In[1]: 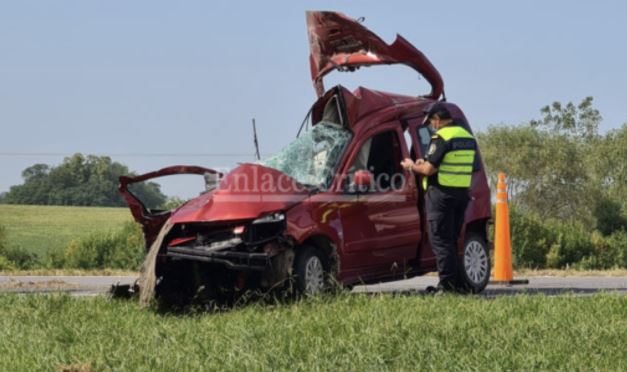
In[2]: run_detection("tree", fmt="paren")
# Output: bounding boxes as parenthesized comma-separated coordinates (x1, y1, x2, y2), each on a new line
(530, 96, 601, 139)
(1, 154, 167, 207)
(477, 97, 620, 226)
(593, 123, 627, 210)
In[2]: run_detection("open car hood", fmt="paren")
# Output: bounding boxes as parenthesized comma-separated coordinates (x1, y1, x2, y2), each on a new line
(306, 11, 444, 99)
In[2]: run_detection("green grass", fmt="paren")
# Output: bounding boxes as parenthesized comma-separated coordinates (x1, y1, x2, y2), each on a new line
(0, 204, 132, 257)
(0, 293, 625, 371)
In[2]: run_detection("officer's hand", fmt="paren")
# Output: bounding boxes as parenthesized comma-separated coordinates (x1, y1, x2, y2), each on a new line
(401, 158, 414, 170)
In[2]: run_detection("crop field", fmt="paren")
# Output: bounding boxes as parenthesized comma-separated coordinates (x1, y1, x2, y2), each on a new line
(0, 204, 132, 256)
(0, 293, 625, 371)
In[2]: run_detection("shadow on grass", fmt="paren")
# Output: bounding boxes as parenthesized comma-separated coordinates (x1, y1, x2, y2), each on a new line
(110, 278, 350, 316)
(109, 278, 627, 316)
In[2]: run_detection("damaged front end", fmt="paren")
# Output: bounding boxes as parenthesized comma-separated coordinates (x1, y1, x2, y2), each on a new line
(119, 164, 313, 294)
(164, 213, 297, 290)
(118, 165, 222, 249)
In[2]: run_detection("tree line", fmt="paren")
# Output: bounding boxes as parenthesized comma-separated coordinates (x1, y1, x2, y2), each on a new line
(478, 97, 627, 235)
(0, 154, 166, 208)
(477, 97, 626, 268)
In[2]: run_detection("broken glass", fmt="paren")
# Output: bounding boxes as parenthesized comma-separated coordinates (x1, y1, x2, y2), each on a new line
(259, 122, 351, 189)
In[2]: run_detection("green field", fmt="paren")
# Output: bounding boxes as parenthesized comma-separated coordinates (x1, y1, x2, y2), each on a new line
(0, 293, 625, 370)
(0, 204, 133, 256)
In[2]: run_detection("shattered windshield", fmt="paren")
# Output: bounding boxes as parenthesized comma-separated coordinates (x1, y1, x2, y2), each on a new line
(259, 121, 351, 188)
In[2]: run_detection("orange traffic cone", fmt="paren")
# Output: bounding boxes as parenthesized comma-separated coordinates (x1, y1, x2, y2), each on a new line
(490, 172, 528, 285)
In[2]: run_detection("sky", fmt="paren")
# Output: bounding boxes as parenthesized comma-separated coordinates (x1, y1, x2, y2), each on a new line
(1, 1, 626, 199)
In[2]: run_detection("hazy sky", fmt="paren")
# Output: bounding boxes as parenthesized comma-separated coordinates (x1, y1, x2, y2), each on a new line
(1, 1, 626, 198)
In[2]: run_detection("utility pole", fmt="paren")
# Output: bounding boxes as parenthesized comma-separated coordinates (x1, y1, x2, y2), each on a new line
(252, 118, 260, 160)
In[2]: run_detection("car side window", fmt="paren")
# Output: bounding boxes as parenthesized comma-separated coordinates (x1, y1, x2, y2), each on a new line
(403, 129, 416, 161)
(347, 130, 404, 192)
(416, 126, 434, 158)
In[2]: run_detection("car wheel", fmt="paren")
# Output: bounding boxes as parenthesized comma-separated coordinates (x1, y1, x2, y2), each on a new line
(294, 246, 328, 296)
(459, 234, 490, 293)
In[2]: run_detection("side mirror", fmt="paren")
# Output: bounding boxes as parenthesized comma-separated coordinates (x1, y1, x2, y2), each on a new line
(352, 170, 373, 193)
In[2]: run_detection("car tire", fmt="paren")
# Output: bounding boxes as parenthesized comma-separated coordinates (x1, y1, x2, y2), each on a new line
(459, 234, 490, 293)
(294, 246, 328, 296)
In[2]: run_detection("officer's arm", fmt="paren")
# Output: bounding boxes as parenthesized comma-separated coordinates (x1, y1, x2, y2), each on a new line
(400, 134, 445, 175)
(418, 135, 446, 175)
(411, 160, 437, 176)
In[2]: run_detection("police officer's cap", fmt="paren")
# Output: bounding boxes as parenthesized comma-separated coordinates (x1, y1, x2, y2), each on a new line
(424, 103, 452, 121)
(422, 102, 453, 124)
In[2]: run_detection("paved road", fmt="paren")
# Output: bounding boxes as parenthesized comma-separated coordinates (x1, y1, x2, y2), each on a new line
(0, 276, 137, 296)
(354, 276, 627, 297)
(1, 275, 626, 297)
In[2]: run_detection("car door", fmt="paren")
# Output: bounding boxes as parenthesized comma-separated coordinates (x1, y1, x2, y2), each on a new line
(404, 116, 439, 268)
(338, 122, 421, 280)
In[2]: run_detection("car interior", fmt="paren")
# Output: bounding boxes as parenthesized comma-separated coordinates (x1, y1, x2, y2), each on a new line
(347, 130, 404, 192)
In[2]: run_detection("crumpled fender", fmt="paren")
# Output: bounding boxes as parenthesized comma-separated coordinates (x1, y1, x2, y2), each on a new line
(118, 165, 222, 249)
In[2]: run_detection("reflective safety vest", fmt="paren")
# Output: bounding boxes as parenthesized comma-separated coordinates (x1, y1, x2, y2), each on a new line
(423, 125, 476, 190)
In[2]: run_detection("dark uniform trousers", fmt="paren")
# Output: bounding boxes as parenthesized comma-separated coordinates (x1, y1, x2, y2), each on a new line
(426, 185, 469, 290)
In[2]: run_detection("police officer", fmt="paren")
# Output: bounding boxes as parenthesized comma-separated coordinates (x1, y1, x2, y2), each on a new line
(401, 103, 477, 293)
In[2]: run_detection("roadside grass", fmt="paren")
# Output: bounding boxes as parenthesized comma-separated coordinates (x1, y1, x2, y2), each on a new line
(516, 268, 627, 277)
(0, 293, 625, 371)
(0, 204, 131, 256)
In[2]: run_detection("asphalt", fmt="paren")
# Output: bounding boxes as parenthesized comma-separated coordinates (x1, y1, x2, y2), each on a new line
(0, 276, 137, 296)
(1, 275, 626, 297)
(354, 275, 627, 297)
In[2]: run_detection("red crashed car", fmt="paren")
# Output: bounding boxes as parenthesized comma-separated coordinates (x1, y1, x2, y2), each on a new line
(120, 11, 491, 304)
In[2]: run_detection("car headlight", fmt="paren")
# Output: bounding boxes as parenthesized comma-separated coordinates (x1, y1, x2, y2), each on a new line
(252, 212, 285, 225)
(245, 212, 287, 246)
